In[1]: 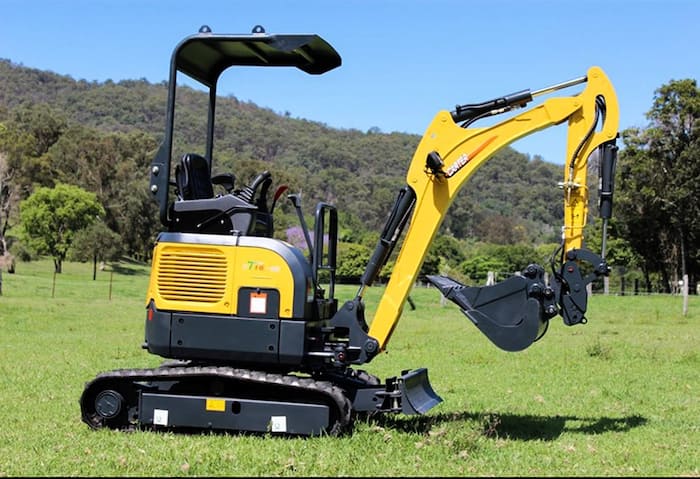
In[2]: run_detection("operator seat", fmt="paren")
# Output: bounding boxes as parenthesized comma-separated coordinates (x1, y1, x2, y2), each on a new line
(170, 153, 258, 235)
(175, 153, 215, 200)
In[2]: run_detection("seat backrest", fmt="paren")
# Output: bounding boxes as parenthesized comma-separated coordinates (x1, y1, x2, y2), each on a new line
(175, 153, 214, 200)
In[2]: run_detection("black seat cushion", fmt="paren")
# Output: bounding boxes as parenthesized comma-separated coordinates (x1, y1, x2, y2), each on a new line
(176, 153, 214, 200)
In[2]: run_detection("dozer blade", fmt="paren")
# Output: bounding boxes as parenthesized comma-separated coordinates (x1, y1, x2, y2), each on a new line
(426, 274, 548, 352)
(399, 368, 443, 414)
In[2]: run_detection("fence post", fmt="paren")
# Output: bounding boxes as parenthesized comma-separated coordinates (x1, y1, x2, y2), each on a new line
(682, 274, 689, 316)
(487, 271, 495, 286)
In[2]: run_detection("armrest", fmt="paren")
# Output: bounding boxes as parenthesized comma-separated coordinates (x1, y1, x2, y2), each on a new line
(211, 173, 235, 193)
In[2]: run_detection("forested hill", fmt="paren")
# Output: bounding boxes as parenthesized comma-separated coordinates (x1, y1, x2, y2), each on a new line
(0, 58, 565, 245)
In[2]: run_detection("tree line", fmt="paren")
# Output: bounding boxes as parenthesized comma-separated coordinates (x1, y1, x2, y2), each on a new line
(0, 59, 697, 293)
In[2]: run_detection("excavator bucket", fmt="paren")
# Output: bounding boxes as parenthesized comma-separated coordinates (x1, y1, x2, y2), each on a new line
(426, 273, 551, 352)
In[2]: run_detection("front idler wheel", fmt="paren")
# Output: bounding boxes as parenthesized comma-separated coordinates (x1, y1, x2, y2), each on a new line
(94, 389, 125, 419)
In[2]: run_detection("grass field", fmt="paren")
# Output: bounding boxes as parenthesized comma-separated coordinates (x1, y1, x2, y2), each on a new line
(0, 259, 698, 477)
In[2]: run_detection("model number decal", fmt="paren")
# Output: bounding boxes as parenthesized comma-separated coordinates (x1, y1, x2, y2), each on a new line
(245, 261, 281, 273)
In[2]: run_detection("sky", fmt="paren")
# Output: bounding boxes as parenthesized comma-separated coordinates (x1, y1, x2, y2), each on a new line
(1, 0, 698, 165)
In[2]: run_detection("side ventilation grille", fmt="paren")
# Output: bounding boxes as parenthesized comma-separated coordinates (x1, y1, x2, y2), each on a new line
(156, 248, 227, 302)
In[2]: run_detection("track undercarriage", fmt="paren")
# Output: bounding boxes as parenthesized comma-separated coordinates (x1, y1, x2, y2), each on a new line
(79, 362, 441, 437)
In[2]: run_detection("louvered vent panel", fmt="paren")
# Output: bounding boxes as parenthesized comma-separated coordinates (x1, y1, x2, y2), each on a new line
(156, 248, 227, 303)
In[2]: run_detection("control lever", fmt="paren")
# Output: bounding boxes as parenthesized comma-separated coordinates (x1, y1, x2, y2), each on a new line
(237, 171, 271, 204)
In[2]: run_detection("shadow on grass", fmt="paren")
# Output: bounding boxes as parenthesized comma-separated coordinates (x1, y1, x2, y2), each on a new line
(368, 410, 647, 441)
(109, 263, 150, 276)
(90, 412, 647, 442)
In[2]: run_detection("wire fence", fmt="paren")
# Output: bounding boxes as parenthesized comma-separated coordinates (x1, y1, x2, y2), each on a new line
(0, 263, 149, 301)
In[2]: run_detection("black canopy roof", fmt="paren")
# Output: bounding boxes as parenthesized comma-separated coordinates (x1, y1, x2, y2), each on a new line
(172, 25, 342, 87)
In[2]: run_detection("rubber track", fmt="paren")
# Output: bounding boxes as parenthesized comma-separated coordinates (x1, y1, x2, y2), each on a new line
(80, 364, 353, 436)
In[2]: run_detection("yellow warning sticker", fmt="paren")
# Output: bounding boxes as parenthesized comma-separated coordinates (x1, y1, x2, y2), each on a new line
(206, 398, 226, 412)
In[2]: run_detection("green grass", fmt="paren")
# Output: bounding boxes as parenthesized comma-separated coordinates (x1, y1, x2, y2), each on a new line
(0, 259, 698, 477)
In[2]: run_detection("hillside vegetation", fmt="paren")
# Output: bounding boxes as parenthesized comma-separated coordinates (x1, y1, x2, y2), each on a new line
(0, 58, 565, 245)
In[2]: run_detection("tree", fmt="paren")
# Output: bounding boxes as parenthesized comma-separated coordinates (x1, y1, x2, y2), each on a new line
(5, 103, 68, 192)
(473, 212, 528, 245)
(421, 234, 467, 278)
(457, 242, 542, 285)
(0, 151, 18, 259)
(19, 183, 104, 273)
(43, 127, 159, 259)
(646, 79, 700, 292)
(69, 221, 122, 280)
(336, 242, 372, 283)
(0, 104, 69, 279)
(616, 79, 700, 292)
(0, 120, 33, 263)
(459, 254, 508, 285)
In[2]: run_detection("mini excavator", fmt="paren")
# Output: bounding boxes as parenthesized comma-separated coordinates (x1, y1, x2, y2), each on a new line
(80, 25, 619, 436)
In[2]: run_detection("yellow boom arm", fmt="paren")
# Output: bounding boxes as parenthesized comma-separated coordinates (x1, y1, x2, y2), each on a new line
(366, 66, 619, 351)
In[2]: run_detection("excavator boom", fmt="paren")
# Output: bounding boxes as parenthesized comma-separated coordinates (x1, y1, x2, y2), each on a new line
(361, 66, 619, 351)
